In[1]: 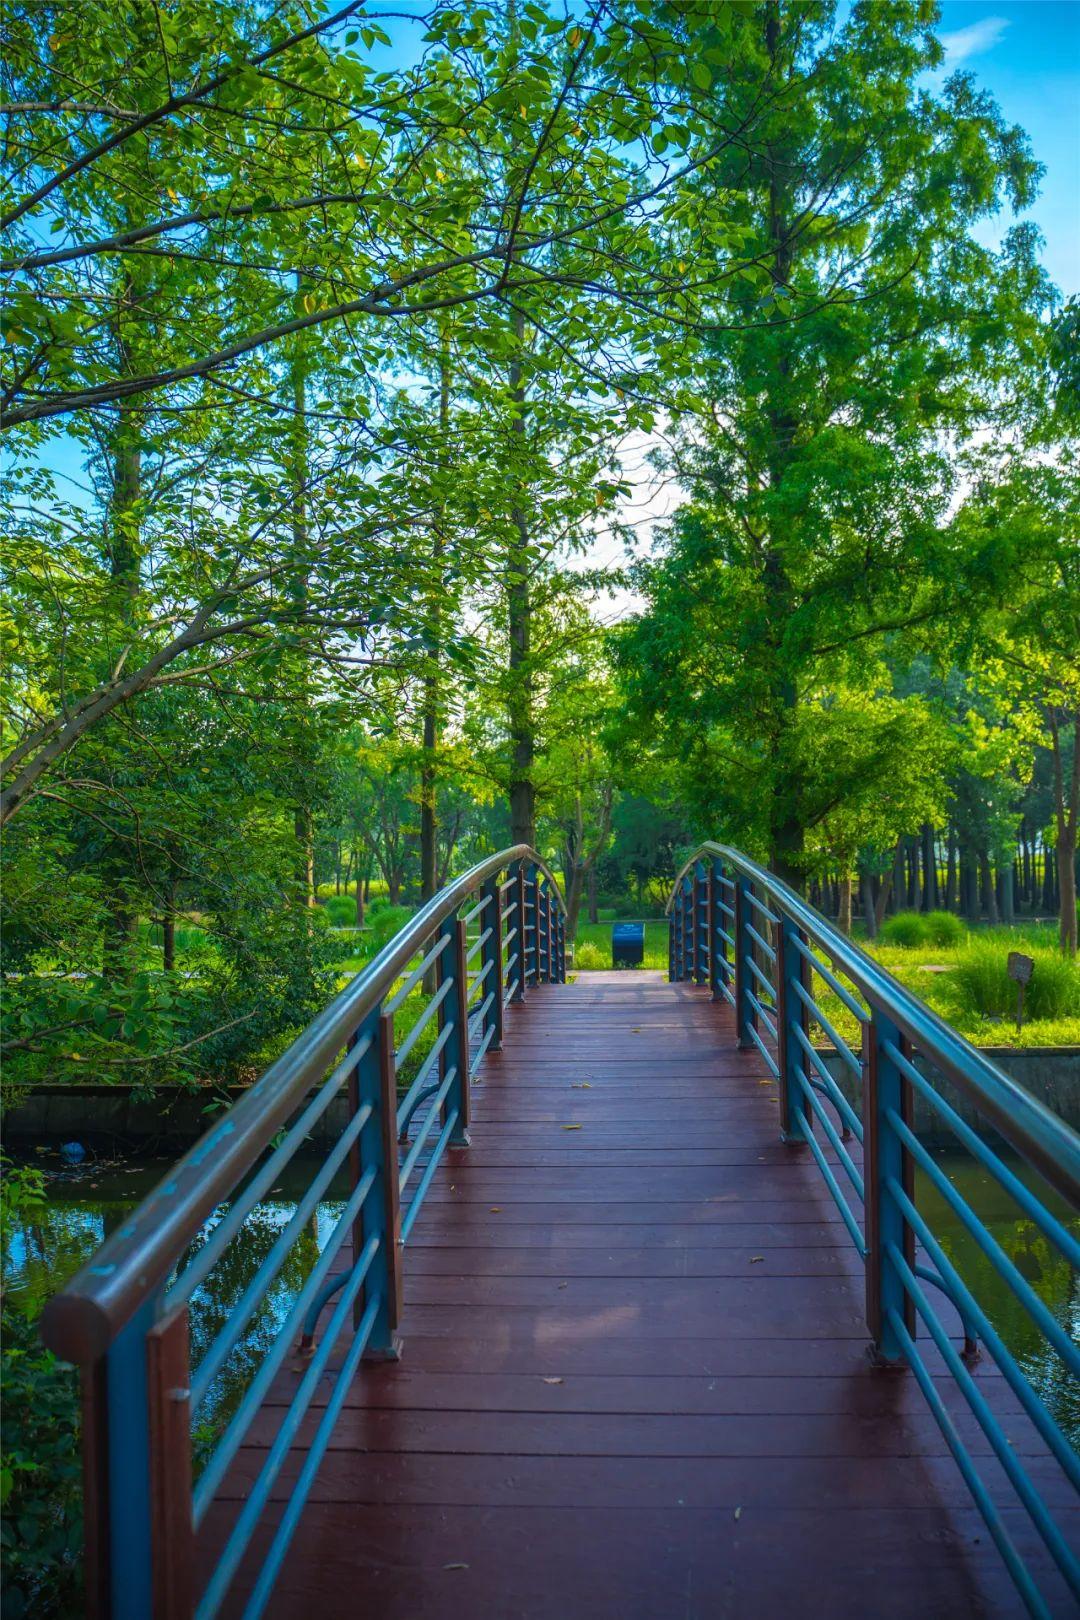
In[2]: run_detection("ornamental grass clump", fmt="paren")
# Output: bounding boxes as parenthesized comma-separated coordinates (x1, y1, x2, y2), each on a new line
(949, 943, 1080, 1024)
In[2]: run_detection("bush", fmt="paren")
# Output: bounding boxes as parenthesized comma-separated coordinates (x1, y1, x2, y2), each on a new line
(879, 911, 930, 947)
(950, 943, 1080, 1023)
(574, 942, 608, 970)
(922, 910, 967, 947)
(1, 1164, 83, 1617)
(366, 905, 415, 952)
(321, 894, 357, 927)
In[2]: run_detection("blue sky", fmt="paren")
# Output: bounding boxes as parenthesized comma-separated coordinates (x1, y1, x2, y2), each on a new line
(934, 1, 1079, 295)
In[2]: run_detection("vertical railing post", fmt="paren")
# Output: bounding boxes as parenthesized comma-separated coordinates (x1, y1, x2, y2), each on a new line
(732, 874, 756, 1048)
(554, 907, 565, 982)
(863, 1011, 915, 1364)
(482, 876, 504, 1050)
(438, 913, 472, 1146)
(359, 1007, 402, 1356)
(103, 1296, 157, 1620)
(693, 861, 707, 985)
(681, 875, 693, 980)
(775, 916, 809, 1143)
(525, 862, 539, 986)
(539, 878, 550, 982)
(147, 1304, 194, 1620)
(508, 864, 526, 1002)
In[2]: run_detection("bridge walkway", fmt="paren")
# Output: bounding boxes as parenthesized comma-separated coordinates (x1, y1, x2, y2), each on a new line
(203, 972, 1065, 1618)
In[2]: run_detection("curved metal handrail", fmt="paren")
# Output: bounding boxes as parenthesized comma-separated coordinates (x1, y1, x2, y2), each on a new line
(41, 845, 565, 1364)
(667, 842, 1080, 1209)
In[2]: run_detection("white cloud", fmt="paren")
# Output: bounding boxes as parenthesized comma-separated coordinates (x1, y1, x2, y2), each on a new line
(939, 15, 1010, 68)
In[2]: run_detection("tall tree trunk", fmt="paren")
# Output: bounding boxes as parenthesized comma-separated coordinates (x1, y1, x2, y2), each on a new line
(860, 870, 878, 939)
(420, 340, 451, 905)
(1048, 707, 1080, 956)
(288, 326, 315, 906)
(979, 850, 999, 925)
(587, 864, 598, 925)
(945, 827, 958, 912)
(506, 306, 535, 849)
(921, 824, 937, 911)
(837, 874, 853, 935)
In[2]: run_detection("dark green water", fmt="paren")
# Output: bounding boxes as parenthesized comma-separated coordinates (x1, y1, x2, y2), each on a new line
(4, 1148, 1078, 1448)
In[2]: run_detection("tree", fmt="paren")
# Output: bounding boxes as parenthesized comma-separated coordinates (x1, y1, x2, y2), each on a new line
(613, 0, 1048, 885)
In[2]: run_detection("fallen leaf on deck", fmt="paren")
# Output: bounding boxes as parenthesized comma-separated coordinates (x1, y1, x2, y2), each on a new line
(490, 1206, 501, 1212)
(542, 1376, 564, 1385)
(562, 1123, 583, 1130)
(443, 1562, 469, 1571)
(734, 1506, 742, 1521)
(749, 1256, 764, 1264)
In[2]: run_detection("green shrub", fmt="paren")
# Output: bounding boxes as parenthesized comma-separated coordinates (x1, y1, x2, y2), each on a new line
(879, 911, 930, 947)
(1, 1164, 83, 1617)
(950, 943, 1080, 1022)
(321, 894, 357, 927)
(574, 942, 608, 970)
(366, 905, 414, 952)
(922, 910, 967, 947)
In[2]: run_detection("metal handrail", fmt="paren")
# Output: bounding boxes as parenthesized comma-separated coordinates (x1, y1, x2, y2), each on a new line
(667, 842, 1080, 1617)
(41, 843, 565, 1364)
(667, 842, 1080, 1208)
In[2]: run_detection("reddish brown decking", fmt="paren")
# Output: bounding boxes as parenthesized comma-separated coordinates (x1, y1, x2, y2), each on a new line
(205, 972, 1074, 1618)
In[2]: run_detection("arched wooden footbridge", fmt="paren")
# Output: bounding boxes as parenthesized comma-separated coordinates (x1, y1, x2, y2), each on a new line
(43, 846, 1080, 1619)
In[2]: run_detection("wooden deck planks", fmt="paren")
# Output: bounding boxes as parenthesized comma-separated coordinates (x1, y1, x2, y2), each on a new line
(203, 971, 1074, 1618)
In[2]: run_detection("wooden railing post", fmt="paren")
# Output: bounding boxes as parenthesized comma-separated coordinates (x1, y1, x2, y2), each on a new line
(438, 914, 472, 1147)
(482, 876, 504, 1050)
(359, 1007, 402, 1356)
(775, 917, 810, 1144)
(863, 1012, 915, 1363)
(732, 875, 756, 1049)
(147, 1305, 194, 1619)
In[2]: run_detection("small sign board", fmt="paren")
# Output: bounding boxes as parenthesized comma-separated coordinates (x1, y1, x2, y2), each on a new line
(1008, 952, 1035, 1031)
(1007, 952, 1034, 986)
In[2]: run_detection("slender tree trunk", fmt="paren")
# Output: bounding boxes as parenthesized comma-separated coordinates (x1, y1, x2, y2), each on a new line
(860, 871, 878, 939)
(587, 864, 598, 925)
(1048, 708, 1080, 956)
(505, 307, 536, 849)
(837, 874, 853, 936)
(946, 827, 958, 912)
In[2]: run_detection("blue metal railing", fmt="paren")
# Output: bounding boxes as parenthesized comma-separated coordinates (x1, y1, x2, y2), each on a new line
(41, 847, 566, 1620)
(667, 843, 1080, 1620)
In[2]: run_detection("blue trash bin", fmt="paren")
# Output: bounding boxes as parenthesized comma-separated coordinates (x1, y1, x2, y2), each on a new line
(611, 922, 645, 968)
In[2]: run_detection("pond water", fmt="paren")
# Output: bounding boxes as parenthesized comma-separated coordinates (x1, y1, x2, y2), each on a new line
(4, 1146, 1078, 1452)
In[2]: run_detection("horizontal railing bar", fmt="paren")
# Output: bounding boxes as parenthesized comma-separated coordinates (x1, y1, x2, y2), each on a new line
(910, 1263, 979, 1350)
(744, 889, 780, 925)
(744, 1020, 779, 1081)
(188, 1104, 374, 1409)
(885, 1107, 1080, 1377)
(400, 1108, 460, 1244)
(744, 921, 776, 963)
(467, 958, 494, 1000)
(500, 902, 515, 922)
(196, 1240, 380, 1619)
(889, 1244, 1080, 1597)
(716, 898, 735, 920)
(394, 979, 453, 1068)
(744, 952, 776, 1002)
(792, 1104, 866, 1254)
(790, 934, 869, 1024)
(395, 1020, 454, 1134)
(789, 1024, 864, 1141)
(461, 892, 493, 926)
(471, 1017, 497, 1076)
(882, 1040, 1080, 1263)
(399, 1068, 457, 1192)
(466, 925, 493, 963)
(238, 1289, 382, 1620)
(745, 988, 778, 1044)
(382, 935, 449, 1015)
(792, 1063, 865, 1200)
(715, 979, 736, 1008)
(715, 924, 735, 949)
(499, 875, 516, 894)
(193, 1169, 378, 1525)
(791, 979, 861, 1078)
(172, 1036, 371, 1305)
(666, 843, 1080, 1209)
(884, 1175, 1080, 1488)
(884, 1307, 1053, 1620)
(502, 925, 519, 948)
